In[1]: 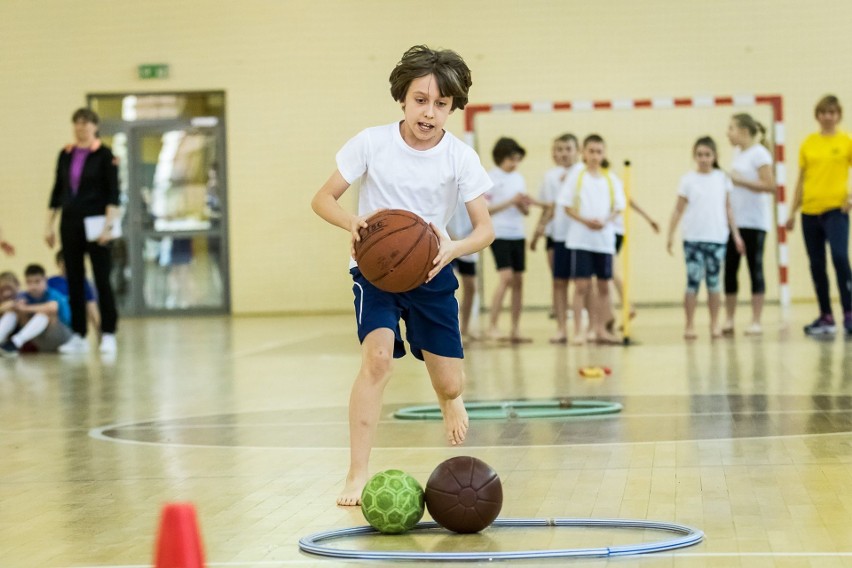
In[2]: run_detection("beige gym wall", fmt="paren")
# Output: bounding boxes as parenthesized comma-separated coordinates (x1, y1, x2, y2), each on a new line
(0, 0, 848, 314)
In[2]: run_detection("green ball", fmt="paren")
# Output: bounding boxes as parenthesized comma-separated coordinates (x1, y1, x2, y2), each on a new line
(360, 470, 425, 534)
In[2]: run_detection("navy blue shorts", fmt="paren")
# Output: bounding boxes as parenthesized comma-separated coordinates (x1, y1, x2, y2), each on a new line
(490, 238, 525, 271)
(569, 249, 613, 280)
(552, 241, 571, 280)
(351, 265, 463, 361)
(453, 258, 476, 277)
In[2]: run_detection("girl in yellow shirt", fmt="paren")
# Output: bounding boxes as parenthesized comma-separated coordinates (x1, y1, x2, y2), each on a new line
(787, 95, 852, 335)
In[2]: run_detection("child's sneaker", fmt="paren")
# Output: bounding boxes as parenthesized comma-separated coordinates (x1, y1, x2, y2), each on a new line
(99, 333, 117, 354)
(58, 333, 89, 354)
(0, 339, 19, 358)
(804, 315, 836, 336)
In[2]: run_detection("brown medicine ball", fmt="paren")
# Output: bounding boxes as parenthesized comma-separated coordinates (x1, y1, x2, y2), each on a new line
(425, 456, 503, 533)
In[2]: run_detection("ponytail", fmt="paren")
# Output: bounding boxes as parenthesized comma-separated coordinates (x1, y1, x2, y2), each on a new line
(732, 113, 769, 149)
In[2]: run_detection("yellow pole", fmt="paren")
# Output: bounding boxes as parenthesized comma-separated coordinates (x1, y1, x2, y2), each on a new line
(621, 160, 632, 345)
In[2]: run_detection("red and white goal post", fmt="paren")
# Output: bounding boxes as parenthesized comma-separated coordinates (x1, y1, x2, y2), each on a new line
(463, 94, 790, 321)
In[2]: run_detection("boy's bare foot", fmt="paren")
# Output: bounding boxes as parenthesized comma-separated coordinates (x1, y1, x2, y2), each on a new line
(549, 335, 568, 344)
(337, 473, 367, 506)
(487, 328, 507, 341)
(744, 323, 763, 336)
(462, 332, 480, 343)
(508, 335, 532, 344)
(711, 327, 723, 340)
(684, 329, 698, 340)
(439, 397, 469, 446)
(571, 335, 586, 346)
(595, 331, 621, 345)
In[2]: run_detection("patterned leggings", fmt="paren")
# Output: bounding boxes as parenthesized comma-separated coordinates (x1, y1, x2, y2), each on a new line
(684, 241, 727, 294)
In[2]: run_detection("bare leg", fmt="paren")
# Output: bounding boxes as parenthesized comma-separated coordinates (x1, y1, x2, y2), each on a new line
(749, 293, 764, 330)
(338, 328, 395, 506)
(684, 292, 697, 340)
(609, 273, 621, 329)
(572, 279, 590, 344)
(488, 269, 512, 338)
(546, 248, 555, 316)
(709, 292, 722, 338)
(723, 294, 737, 334)
(423, 351, 468, 446)
(459, 274, 477, 339)
(509, 272, 529, 341)
(551, 278, 569, 343)
(594, 279, 618, 343)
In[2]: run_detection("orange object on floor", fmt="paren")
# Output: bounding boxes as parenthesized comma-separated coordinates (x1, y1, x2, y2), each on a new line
(154, 503, 205, 568)
(579, 366, 612, 378)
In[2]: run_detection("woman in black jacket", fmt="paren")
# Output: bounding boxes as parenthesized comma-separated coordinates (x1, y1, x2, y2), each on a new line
(45, 108, 120, 354)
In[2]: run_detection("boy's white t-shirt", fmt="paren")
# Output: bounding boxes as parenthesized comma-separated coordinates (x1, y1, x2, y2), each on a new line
(447, 198, 479, 263)
(336, 122, 493, 268)
(551, 163, 581, 242)
(730, 144, 774, 232)
(677, 169, 732, 244)
(485, 167, 527, 240)
(538, 166, 568, 238)
(557, 165, 626, 254)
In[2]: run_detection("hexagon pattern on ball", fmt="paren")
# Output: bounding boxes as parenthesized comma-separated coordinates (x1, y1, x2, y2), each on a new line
(360, 470, 425, 534)
(425, 456, 503, 533)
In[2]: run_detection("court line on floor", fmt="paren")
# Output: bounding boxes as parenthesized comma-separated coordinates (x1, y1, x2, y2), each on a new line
(89, 420, 852, 452)
(61, 562, 317, 568)
(228, 332, 328, 359)
(58, 550, 852, 567)
(85, 403, 852, 431)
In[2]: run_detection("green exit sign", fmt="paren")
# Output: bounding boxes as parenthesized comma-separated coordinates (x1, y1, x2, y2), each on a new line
(138, 64, 169, 80)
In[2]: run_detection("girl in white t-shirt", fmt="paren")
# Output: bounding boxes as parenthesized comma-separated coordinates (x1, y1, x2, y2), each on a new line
(723, 113, 776, 336)
(485, 137, 537, 342)
(668, 137, 744, 340)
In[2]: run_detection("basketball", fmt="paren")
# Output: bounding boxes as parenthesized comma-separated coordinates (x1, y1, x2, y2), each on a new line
(360, 469, 425, 534)
(354, 209, 439, 293)
(424, 456, 503, 533)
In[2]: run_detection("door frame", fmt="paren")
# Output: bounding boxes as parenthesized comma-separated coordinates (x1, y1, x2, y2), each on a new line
(90, 93, 230, 316)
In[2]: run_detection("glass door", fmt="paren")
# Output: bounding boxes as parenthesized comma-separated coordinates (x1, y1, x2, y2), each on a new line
(91, 92, 229, 316)
(129, 124, 228, 314)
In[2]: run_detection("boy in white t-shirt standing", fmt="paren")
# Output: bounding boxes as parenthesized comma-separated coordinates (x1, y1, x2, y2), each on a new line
(485, 137, 535, 342)
(531, 133, 580, 343)
(558, 134, 626, 345)
(312, 45, 494, 506)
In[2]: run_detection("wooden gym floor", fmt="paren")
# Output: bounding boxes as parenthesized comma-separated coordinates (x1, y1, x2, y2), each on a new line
(1, 305, 851, 567)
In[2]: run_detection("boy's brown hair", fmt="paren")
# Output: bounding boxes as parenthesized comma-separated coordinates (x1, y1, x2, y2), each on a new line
(389, 45, 473, 111)
(492, 137, 526, 166)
